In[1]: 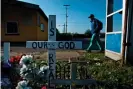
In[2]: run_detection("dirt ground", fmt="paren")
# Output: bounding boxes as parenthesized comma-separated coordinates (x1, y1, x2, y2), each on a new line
(1, 47, 86, 60)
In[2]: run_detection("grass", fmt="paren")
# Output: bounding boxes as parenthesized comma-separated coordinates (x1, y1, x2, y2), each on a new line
(1, 52, 133, 88)
(34, 52, 133, 84)
(82, 53, 133, 88)
(34, 52, 133, 88)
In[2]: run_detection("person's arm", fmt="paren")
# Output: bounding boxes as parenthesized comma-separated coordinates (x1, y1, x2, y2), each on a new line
(94, 20, 99, 33)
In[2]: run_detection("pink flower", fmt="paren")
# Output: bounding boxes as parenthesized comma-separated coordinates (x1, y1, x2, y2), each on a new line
(41, 86, 47, 89)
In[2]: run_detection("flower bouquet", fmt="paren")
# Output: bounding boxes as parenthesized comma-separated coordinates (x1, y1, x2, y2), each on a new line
(16, 54, 49, 89)
(1, 54, 49, 89)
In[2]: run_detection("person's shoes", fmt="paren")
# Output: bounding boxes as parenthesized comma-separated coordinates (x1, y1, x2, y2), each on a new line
(86, 50, 91, 53)
(100, 49, 104, 53)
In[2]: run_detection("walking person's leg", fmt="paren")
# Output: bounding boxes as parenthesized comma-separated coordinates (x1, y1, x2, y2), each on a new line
(86, 33, 97, 52)
(95, 33, 104, 51)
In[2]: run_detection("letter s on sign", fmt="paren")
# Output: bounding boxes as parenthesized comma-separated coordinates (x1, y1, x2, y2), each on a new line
(50, 28, 54, 36)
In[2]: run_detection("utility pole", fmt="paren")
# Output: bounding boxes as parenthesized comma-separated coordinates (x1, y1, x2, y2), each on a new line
(63, 23, 65, 33)
(63, 5, 70, 33)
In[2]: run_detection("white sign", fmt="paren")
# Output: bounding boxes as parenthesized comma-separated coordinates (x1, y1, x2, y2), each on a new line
(26, 41, 82, 49)
(48, 15, 56, 89)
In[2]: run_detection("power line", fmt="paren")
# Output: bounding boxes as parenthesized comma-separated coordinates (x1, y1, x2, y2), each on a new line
(63, 5, 70, 33)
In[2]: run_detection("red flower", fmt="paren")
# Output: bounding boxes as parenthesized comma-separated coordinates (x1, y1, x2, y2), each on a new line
(41, 86, 47, 89)
(15, 56, 21, 61)
(9, 55, 23, 64)
(10, 57, 15, 63)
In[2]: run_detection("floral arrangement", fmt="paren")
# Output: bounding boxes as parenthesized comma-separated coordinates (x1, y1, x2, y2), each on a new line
(1, 54, 49, 89)
(16, 54, 49, 89)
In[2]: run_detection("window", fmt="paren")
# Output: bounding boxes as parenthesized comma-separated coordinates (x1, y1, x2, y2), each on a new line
(107, 12, 122, 32)
(113, 0, 123, 12)
(40, 23, 44, 32)
(37, 15, 40, 26)
(106, 0, 123, 32)
(6, 22, 18, 34)
(107, 0, 123, 15)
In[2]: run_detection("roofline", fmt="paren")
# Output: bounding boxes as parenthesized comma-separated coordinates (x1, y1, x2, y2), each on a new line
(3, 0, 48, 21)
(17, 0, 39, 7)
(17, 1, 48, 21)
(38, 7, 48, 21)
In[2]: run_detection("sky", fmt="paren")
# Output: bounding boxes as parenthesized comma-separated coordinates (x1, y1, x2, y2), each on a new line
(18, 0, 123, 34)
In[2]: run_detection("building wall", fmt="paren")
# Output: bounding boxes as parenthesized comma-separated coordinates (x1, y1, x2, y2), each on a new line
(1, 3, 48, 42)
(37, 12, 48, 41)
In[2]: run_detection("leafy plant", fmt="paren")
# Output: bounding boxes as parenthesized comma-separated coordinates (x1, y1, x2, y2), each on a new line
(84, 53, 133, 88)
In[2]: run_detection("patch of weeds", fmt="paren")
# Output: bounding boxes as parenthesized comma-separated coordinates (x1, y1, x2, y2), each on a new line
(84, 53, 104, 60)
(84, 53, 133, 87)
(33, 53, 133, 88)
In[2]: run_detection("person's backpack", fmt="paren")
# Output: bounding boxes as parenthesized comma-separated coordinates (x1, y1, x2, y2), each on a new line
(96, 19, 103, 30)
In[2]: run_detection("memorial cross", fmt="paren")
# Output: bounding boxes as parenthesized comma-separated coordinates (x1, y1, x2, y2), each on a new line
(26, 15, 83, 89)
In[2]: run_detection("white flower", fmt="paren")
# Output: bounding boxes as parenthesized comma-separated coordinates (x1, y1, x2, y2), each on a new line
(16, 80, 32, 89)
(20, 66, 34, 80)
(17, 80, 28, 87)
(40, 66, 49, 72)
(20, 67, 27, 77)
(108, 72, 111, 75)
(96, 63, 101, 66)
(19, 55, 33, 66)
(94, 58, 100, 61)
(38, 66, 49, 80)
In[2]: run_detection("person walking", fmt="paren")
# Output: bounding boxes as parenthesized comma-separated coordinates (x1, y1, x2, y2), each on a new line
(86, 14, 104, 52)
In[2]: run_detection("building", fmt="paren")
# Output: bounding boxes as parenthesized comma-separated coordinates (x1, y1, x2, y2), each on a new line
(105, 0, 133, 64)
(1, 0, 48, 46)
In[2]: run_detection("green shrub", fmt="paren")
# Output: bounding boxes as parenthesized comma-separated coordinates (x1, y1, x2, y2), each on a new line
(84, 53, 133, 87)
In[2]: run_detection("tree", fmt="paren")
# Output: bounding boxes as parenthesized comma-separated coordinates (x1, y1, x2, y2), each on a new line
(74, 32, 79, 35)
(56, 28, 60, 35)
(84, 29, 91, 36)
(56, 29, 60, 40)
